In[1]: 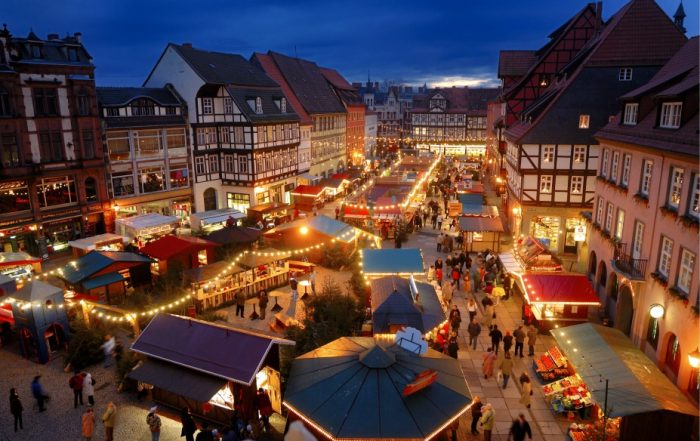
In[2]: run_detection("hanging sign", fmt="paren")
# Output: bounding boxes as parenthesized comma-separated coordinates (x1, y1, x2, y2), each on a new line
(574, 225, 586, 242)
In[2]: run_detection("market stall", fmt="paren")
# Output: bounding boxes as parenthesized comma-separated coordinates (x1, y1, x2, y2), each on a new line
(291, 185, 326, 212)
(458, 216, 504, 253)
(129, 313, 295, 425)
(550, 323, 697, 441)
(235, 248, 291, 295)
(115, 213, 180, 244)
(140, 235, 219, 275)
(318, 177, 349, 198)
(0, 252, 42, 281)
(189, 208, 246, 233)
(516, 273, 600, 326)
(68, 233, 127, 257)
(533, 345, 573, 383)
(247, 203, 292, 229)
(360, 248, 425, 280)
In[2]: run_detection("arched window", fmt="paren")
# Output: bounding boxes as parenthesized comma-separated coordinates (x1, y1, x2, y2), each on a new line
(665, 334, 681, 376)
(130, 98, 155, 116)
(607, 273, 618, 300)
(597, 262, 607, 289)
(203, 188, 217, 211)
(588, 251, 597, 280)
(646, 317, 659, 349)
(84, 177, 97, 202)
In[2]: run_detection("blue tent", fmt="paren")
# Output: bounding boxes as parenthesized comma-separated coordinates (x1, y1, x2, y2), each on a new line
(370, 276, 445, 334)
(361, 248, 424, 275)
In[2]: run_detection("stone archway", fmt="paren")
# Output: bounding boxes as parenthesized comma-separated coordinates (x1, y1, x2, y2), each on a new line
(615, 284, 634, 336)
(664, 333, 681, 378)
(605, 273, 619, 323)
(588, 251, 597, 281)
(203, 188, 217, 211)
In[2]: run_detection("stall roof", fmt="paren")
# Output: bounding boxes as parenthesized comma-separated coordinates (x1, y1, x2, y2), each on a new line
(458, 216, 504, 232)
(237, 248, 291, 268)
(0, 251, 41, 267)
(139, 235, 219, 261)
(60, 251, 153, 285)
(361, 248, 424, 275)
(318, 177, 347, 190)
(68, 233, 127, 251)
(457, 193, 484, 208)
(292, 185, 325, 197)
(284, 337, 471, 441)
(128, 358, 226, 402)
(131, 313, 294, 385)
(115, 213, 179, 233)
(190, 208, 246, 227)
(82, 273, 126, 291)
(184, 261, 244, 283)
(247, 202, 291, 215)
(13, 280, 62, 302)
(462, 205, 499, 217)
(370, 276, 445, 334)
(498, 251, 522, 274)
(520, 273, 599, 305)
(551, 323, 698, 418)
(265, 215, 359, 243)
(204, 226, 261, 246)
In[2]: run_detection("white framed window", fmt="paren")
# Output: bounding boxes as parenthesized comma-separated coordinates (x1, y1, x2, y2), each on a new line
(658, 236, 674, 278)
(223, 97, 233, 114)
(623, 103, 638, 125)
(689, 174, 700, 218)
(615, 209, 625, 240)
(605, 203, 614, 233)
(610, 151, 620, 182)
(632, 221, 644, 260)
(601, 149, 609, 177)
(223, 155, 235, 173)
(202, 97, 213, 115)
(668, 167, 684, 209)
(194, 156, 206, 175)
(219, 127, 231, 144)
(540, 175, 552, 193)
(579, 115, 590, 129)
(677, 249, 696, 294)
(573, 146, 586, 163)
(640, 159, 653, 196)
(234, 126, 244, 144)
(596, 197, 605, 225)
(543, 146, 554, 163)
(571, 176, 583, 194)
(618, 68, 633, 81)
(208, 155, 219, 173)
(660, 102, 682, 128)
(238, 155, 248, 173)
(621, 154, 631, 187)
(255, 97, 263, 114)
(281, 97, 287, 113)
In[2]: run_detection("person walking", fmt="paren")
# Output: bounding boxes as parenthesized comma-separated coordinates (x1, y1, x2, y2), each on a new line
(255, 388, 273, 433)
(503, 331, 514, 354)
(196, 423, 215, 441)
(235, 290, 245, 318)
(519, 374, 533, 409)
(102, 402, 116, 441)
(436, 214, 443, 230)
(470, 396, 482, 435)
(467, 319, 481, 350)
(446, 332, 459, 359)
(467, 298, 478, 323)
(181, 407, 197, 441)
(81, 406, 95, 440)
(437, 233, 443, 252)
(31, 375, 48, 412)
(482, 348, 496, 379)
(101, 335, 116, 368)
(289, 273, 299, 317)
(479, 403, 495, 441)
(258, 290, 268, 321)
(147, 406, 162, 441)
(459, 251, 466, 272)
(431, 212, 438, 229)
(508, 414, 532, 441)
(514, 326, 526, 358)
(451, 265, 461, 291)
(441, 280, 453, 305)
(9, 387, 23, 432)
(448, 305, 461, 335)
(527, 326, 538, 356)
(69, 370, 85, 408)
(489, 325, 503, 354)
(499, 352, 514, 389)
(83, 373, 95, 406)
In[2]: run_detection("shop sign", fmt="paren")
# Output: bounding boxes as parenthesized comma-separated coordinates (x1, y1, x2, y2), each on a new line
(574, 225, 586, 242)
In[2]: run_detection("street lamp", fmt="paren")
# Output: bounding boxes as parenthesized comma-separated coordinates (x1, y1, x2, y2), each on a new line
(688, 347, 700, 369)
(649, 304, 665, 319)
(299, 226, 309, 235)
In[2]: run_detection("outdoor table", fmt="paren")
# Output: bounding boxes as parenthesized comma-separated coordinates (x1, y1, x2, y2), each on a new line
(299, 280, 311, 300)
(269, 292, 283, 313)
(246, 297, 260, 320)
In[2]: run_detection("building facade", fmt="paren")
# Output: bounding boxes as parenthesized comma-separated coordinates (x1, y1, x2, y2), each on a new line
(97, 86, 192, 220)
(0, 27, 111, 256)
(144, 44, 300, 214)
(364, 110, 377, 158)
(585, 37, 698, 400)
(410, 87, 499, 156)
(321, 67, 365, 167)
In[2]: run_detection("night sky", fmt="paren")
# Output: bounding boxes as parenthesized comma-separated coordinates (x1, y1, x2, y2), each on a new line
(4, 0, 698, 87)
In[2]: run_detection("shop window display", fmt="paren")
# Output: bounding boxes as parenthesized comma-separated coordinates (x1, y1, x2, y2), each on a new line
(84, 177, 98, 202)
(169, 167, 188, 189)
(0, 181, 31, 212)
(139, 167, 164, 193)
(37, 176, 77, 208)
(112, 171, 134, 197)
(530, 216, 560, 252)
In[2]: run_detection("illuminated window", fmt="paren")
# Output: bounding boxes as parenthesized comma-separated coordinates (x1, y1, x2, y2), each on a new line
(640, 160, 653, 196)
(543, 146, 554, 163)
(540, 175, 552, 193)
(573, 146, 586, 163)
(615, 209, 624, 240)
(677, 249, 696, 295)
(667, 167, 684, 209)
(689, 174, 700, 219)
(578, 115, 590, 129)
(202, 97, 213, 115)
(658, 236, 673, 278)
(571, 176, 583, 194)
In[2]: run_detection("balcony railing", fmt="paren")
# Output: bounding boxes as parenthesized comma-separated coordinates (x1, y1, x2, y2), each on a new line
(612, 243, 648, 280)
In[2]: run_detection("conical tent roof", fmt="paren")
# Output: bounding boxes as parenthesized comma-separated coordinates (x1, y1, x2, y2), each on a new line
(13, 281, 63, 302)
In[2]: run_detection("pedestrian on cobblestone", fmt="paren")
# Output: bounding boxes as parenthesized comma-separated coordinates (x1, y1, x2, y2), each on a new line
(470, 396, 482, 435)
(499, 352, 514, 389)
(514, 326, 526, 358)
(441, 280, 453, 305)
(449, 305, 462, 335)
(467, 298, 477, 323)
(436, 213, 443, 230)
(527, 326, 538, 356)
(101, 335, 116, 368)
(519, 374, 533, 409)
(9, 387, 23, 432)
(147, 406, 162, 441)
(69, 370, 85, 408)
(482, 348, 496, 379)
(235, 290, 245, 318)
(436, 233, 443, 251)
(102, 402, 116, 441)
(451, 265, 461, 290)
(508, 414, 532, 441)
(467, 319, 481, 350)
(258, 290, 268, 321)
(83, 373, 96, 406)
(503, 331, 513, 353)
(31, 375, 48, 412)
(489, 325, 503, 354)
(82, 406, 95, 440)
(181, 406, 197, 441)
(447, 331, 459, 359)
(479, 403, 495, 441)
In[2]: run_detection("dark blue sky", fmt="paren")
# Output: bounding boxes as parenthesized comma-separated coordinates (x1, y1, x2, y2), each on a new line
(5, 0, 697, 87)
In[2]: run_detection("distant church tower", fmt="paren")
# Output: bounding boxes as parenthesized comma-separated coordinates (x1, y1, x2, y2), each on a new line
(674, 1, 686, 33)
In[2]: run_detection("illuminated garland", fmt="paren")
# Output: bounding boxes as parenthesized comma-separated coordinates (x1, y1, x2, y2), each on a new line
(83, 292, 194, 322)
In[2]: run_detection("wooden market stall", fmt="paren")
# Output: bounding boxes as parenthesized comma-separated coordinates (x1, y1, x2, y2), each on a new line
(458, 215, 504, 253)
(139, 235, 219, 275)
(115, 213, 180, 245)
(291, 185, 326, 212)
(68, 233, 127, 257)
(235, 248, 291, 295)
(129, 313, 295, 425)
(189, 208, 246, 233)
(0, 251, 42, 280)
(247, 203, 292, 229)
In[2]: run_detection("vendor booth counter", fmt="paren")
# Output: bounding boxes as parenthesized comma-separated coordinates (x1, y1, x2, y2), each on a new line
(115, 213, 180, 244)
(190, 208, 245, 233)
(68, 233, 127, 257)
(0, 251, 42, 281)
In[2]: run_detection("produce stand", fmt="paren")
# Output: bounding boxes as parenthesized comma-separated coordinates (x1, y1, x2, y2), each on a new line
(534, 345, 572, 383)
(542, 374, 594, 415)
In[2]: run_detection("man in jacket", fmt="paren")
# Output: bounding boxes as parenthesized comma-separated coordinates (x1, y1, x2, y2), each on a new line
(235, 290, 245, 318)
(69, 370, 85, 408)
(31, 375, 48, 412)
(102, 402, 116, 441)
(508, 414, 532, 441)
(479, 403, 495, 441)
(489, 325, 503, 354)
(513, 326, 526, 358)
(527, 325, 538, 356)
(147, 406, 161, 441)
(467, 319, 481, 350)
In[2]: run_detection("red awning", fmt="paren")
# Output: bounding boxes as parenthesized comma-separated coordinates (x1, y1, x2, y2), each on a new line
(140, 235, 218, 261)
(520, 273, 600, 305)
(343, 206, 369, 218)
(292, 185, 325, 198)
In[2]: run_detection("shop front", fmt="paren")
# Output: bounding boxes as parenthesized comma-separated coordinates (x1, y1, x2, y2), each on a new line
(113, 189, 193, 221)
(0, 221, 39, 255)
(519, 207, 589, 257)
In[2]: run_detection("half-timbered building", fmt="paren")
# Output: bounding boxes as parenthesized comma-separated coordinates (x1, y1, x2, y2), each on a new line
(502, 0, 686, 262)
(97, 86, 192, 220)
(410, 87, 499, 156)
(0, 26, 111, 257)
(144, 44, 300, 214)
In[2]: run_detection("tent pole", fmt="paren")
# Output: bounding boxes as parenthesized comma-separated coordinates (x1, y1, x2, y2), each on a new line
(601, 378, 608, 441)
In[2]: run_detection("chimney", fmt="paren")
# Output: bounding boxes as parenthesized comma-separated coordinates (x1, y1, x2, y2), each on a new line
(73, 32, 82, 43)
(47, 33, 59, 41)
(182, 42, 192, 48)
(595, 2, 603, 33)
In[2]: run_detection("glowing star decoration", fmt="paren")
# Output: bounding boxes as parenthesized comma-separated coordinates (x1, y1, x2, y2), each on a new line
(395, 326, 428, 355)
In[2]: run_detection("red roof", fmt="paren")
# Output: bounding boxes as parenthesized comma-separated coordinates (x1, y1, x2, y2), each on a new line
(140, 235, 219, 261)
(521, 273, 599, 305)
(292, 185, 325, 197)
(319, 67, 354, 90)
(252, 53, 312, 125)
(343, 206, 369, 218)
(498, 50, 537, 78)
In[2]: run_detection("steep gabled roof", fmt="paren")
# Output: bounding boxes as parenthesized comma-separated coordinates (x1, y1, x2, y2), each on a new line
(498, 50, 537, 78)
(96, 87, 181, 106)
(411, 87, 500, 114)
(267, 51, 346, 115)
(320, 67, 365, 106)
(252, 53, 312, 125)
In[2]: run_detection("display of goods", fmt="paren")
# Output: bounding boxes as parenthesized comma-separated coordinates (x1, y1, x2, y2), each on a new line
(540, 354, 556, 370)
(548, 346, 566, 366)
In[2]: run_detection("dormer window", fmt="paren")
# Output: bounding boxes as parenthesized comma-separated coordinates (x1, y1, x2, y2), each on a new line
(618, 68, 633, 81)
(223, 97, 233, 114)
(281, 97, 287, 113)
(201, 97, 213, 115)
(131, 98, 155, 116)
(67, 47, 78, 62)
(578, 115, 590, 129)
(660, 102, 682, 129)
(623, 103, 638, 125)
(31, 45, 42, 58)
(255, 97, 262, 114)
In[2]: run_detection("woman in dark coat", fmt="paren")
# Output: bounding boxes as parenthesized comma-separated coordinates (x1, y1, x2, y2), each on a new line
(10, 387, 23, 432)
(180, 407, 197, 441)
(470, 396, 482, 435)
